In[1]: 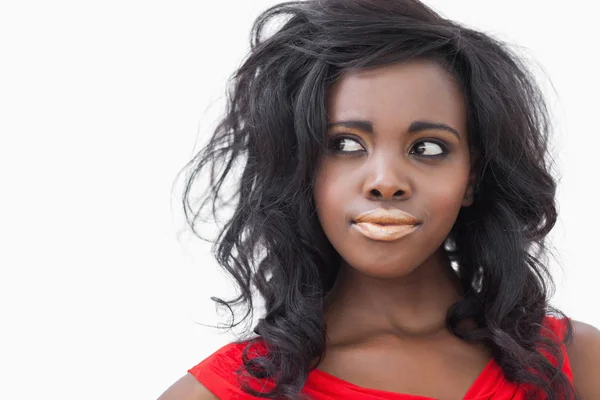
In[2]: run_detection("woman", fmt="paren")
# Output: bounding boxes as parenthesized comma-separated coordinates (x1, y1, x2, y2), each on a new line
(159, 0, 600, 398)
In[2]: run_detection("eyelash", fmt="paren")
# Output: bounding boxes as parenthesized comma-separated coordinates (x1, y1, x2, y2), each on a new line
(326, 135, 450, 158)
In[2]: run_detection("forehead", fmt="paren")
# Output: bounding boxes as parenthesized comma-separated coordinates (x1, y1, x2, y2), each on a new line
(326, 59, 466, 130)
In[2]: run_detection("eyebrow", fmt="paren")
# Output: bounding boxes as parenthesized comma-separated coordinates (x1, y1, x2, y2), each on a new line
(326, 120, 460, 139)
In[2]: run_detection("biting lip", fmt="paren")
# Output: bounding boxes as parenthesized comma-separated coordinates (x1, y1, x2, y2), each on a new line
(352, 208, 421, 242)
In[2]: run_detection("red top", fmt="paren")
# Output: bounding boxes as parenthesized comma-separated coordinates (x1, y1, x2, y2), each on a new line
(188, 316, 573, 399)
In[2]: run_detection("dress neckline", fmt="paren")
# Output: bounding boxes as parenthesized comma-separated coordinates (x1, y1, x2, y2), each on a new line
(307, 357, 499, 399)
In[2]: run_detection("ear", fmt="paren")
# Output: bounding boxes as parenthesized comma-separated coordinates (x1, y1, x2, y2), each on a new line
(462, 154, 480, 207)
(462, 174, 476, 207)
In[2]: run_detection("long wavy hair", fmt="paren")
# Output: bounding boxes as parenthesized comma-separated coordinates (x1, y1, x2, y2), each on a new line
(181, 0, 576, 398)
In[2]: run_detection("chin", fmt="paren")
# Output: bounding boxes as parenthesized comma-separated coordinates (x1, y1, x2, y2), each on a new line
(342, 255, 422, 279)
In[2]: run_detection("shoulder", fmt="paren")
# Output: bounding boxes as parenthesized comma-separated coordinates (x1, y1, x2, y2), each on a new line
(158, 339, 270, 400)
(157, 373, 218, 400)
(187, 340, 255, 383)
(567, 319, 600, 398)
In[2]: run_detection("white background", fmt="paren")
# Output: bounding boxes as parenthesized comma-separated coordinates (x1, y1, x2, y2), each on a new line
(1, 1, 598, 399)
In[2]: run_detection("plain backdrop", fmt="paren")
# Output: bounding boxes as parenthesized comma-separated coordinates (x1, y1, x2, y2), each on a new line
(1, 1, 598, 399)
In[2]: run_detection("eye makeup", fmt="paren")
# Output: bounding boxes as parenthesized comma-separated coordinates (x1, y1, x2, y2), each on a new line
(326, 134, 451, 159)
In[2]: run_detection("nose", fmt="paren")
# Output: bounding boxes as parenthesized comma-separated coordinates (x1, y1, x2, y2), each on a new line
(362, 154, 413, 201)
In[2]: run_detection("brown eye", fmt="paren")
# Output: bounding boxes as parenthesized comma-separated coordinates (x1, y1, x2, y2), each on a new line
(411, 140, 446, 156)
(329, 137, 365, 153)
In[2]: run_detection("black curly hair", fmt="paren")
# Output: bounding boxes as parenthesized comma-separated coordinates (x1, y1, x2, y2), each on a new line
(181, 0, 576, 398)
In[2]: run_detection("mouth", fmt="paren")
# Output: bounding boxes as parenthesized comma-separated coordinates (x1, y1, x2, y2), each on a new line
(352, 208, 421, 242)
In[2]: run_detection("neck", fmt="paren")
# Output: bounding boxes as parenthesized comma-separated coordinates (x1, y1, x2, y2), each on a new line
(323, 247, 464, 342)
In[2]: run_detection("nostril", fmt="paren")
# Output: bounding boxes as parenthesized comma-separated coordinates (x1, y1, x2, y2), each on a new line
(369, 189, 407, 198)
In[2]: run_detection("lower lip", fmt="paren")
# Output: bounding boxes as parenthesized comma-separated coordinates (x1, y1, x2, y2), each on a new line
(352, 222, 419, 242)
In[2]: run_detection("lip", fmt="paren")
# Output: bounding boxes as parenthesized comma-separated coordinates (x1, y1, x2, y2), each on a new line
(352, 208, 421, 242)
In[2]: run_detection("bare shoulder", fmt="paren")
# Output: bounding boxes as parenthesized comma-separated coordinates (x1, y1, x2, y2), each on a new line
(567, 319, 600, 398)
(157, 373, 219, 400)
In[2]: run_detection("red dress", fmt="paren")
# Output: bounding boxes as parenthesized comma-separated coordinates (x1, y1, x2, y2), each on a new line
(188, 316, 573, 399)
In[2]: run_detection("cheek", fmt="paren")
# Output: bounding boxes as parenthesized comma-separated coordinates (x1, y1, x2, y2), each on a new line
(313, 166, 332, 216)
(313, 163, 348, 231)
(434, 178, 467, 206)
(421, 167, 470, 224)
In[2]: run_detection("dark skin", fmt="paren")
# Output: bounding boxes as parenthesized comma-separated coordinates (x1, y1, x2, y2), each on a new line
(312, 59, 486, 399)
(158, 60, 600, 400)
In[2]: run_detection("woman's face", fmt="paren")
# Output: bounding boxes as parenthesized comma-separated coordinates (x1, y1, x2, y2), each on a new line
(313, 59, 474, 278)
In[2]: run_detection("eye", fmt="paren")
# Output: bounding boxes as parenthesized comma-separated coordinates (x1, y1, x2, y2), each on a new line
(410, 140, 447, 157)
(328, 136, 365, 153)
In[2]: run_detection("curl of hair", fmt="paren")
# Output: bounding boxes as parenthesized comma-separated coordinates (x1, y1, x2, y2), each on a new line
(182, 0, 576, 398)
